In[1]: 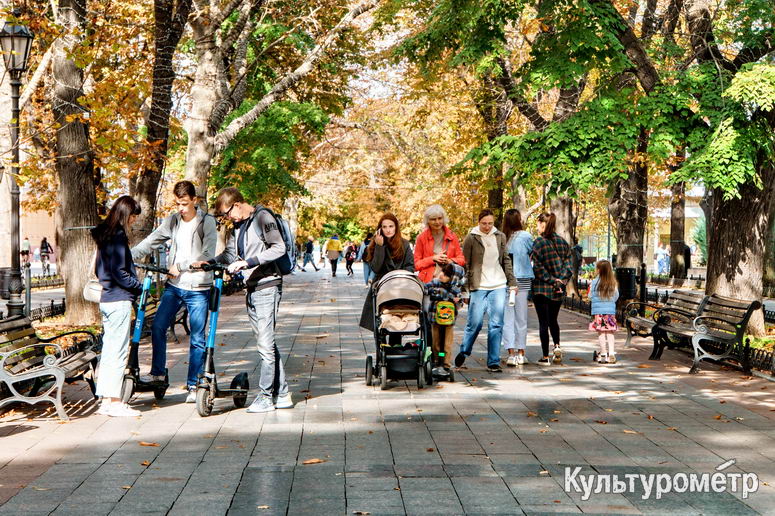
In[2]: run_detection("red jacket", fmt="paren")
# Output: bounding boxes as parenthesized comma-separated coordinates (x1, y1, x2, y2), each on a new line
(414, 226, 466, 283)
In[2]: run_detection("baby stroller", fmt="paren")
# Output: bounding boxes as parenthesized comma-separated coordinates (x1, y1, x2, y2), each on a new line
(365, 270, 432, 390)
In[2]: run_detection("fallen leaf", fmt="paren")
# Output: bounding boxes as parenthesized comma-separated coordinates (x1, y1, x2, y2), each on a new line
(257, 505, 271, 510)
(121, 486, 132, 490)
(203, 434, 215, 438)
(636, 364, 653, 368)
(605, 408, 614, 412)
(302, 458, 326, 465)
(595, 420, 608, 424)
(527, 411, 538, 417)
(140, 460, 151, 466)
(393, 487, 400, 491)
(647, 415, 654, 420)
(554, 500, 561, 503)
(539, 429, 549, 433)
(665, 427, 678, 431)
(539, 470, 549, 475)
(426, 448, 435, 452)
(720, 400, 727, 404)
(139, 441, 160, 447)
(623, 430, 639, 434)
(352, 512, 371, 515)
(553, 410, 562, 414)
(31, 487, 49, 491)
(300, 389, 310, 393)
(570, 357, 584, 362)
(559, 378, 572, 382)
(368, 431, 374, 434)
(613, 391, 624, 394)
(550, 418, 559, 422)
(714, 414, 723, 420)
(315, 334, 330, 339)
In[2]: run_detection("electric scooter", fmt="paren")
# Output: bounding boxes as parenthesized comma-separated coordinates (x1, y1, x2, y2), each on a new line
(120, 264, 170, 403)
(193, 263, 249, 417)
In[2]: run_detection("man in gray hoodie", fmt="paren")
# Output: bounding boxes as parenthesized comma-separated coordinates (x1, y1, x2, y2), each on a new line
(132, 181, 217, 402)
(198, 187, 291, 413)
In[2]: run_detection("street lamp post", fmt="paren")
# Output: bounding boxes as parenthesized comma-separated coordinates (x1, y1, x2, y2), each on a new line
(0, 15, 34, 317)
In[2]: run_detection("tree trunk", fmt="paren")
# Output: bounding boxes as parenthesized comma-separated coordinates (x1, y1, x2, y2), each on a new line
(670, 181, 687, 278)
(764, 200, 775, 287)
(134, 0, 192, 240)
(51, 0, 99, 325)
(551, 197, 579, 297)
(705, 165, 775, 337)
(609, 130, 649, 273)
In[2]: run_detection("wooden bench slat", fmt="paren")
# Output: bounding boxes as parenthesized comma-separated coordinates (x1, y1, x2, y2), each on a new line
(707, 294, 759, 310)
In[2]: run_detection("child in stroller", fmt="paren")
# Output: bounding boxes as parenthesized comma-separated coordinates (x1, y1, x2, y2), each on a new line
(425, 263, 465, 381)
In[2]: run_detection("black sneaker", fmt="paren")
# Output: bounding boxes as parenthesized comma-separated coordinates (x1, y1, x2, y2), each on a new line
(487, 364, 503, 373)
(454, 352, 466, 367)
(537, 357, 551, 366)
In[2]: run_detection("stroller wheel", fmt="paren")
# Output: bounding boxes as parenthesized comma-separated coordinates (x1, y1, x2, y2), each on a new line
(380, 365, 388, 391)
(448, 369, 455, 382)
(424, 361, 433, 386)
(365, 356, 373, 386)
(417, 365, 425, 389)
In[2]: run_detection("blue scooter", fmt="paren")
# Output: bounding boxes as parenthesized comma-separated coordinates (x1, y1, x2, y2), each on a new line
(120, 264, 170, 403)
(194, 263, 249, 416)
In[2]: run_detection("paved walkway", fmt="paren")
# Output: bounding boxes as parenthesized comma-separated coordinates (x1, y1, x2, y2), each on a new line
(2, 268, 775, 515)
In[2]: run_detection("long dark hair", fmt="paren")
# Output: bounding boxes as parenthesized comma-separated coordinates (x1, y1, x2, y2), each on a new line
(537, 212, 557, 238)
(366, 213, 405, 262)
(502, 209, 524, 241)
(92, 195, 141, 245)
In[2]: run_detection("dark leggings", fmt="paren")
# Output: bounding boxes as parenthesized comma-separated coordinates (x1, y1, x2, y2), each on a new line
(533, 294, 562, 357)
(330, 259, 338, 274)
(346, 260, 354, 275)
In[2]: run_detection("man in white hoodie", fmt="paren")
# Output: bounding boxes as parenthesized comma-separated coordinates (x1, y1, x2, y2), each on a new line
(132, 181, 217, 403)
(455, 209, 517, 372)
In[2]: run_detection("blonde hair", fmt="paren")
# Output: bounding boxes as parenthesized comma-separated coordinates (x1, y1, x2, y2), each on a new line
(595, 260, 617, 300)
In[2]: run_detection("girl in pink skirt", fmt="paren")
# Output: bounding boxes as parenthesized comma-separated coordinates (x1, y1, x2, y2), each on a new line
(588, 260, 619, 363)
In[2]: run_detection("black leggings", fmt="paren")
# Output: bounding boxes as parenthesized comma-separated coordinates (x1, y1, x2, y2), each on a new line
(533, 294, 562, 357)
(330, 259, 338, 274)
(346, 260, 354, 275)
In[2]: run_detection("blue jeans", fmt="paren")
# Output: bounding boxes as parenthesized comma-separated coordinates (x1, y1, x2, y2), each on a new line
(460, 288, 507, 367)
(151, 284, 209, 387)
(302, 252, 317, 270)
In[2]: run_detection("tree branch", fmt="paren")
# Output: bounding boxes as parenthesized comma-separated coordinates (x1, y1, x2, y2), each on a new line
(20, 41, 56, 110)
(496, 57, 549, 130)
(214, 0, 380, 151)
(732, 29, 774, 69)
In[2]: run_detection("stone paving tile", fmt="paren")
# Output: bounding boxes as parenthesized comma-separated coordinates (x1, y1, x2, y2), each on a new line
(3, 269, 775, 514)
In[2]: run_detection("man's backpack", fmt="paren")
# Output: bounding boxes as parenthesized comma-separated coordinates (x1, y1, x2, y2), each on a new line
(253, 206, 296, 275)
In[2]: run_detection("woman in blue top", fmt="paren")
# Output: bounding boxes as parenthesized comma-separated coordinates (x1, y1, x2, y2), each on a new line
(92, 196, 143, 417)
(588, 259, 620, 364)
(501, 209, 534, 366)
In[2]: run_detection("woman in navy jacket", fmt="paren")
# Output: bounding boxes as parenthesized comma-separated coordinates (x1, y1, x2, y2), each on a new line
(92, 196, 143, 417)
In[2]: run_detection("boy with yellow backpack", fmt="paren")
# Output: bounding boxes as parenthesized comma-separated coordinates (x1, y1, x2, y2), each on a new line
(425, 262, 465, 379)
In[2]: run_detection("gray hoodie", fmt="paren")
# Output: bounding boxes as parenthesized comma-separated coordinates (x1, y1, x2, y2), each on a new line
(131, 208, 217, 289)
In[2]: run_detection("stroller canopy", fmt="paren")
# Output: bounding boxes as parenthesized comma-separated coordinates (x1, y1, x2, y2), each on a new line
(375, 270, 425, 310)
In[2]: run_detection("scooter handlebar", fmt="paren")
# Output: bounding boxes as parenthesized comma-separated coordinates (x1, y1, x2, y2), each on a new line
(134, 263, 170, 274)
(193, 263, 228, 272)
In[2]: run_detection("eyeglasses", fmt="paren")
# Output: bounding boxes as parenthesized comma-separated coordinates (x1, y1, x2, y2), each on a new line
(217, 204, 235, 220)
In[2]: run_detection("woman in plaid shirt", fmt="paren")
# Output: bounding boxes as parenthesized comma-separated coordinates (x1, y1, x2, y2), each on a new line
(530, 212, 573, 365)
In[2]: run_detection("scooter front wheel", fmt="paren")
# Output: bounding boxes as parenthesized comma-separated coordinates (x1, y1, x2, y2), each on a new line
(196, 384, 214, 417)
(120, 377, 135, 404)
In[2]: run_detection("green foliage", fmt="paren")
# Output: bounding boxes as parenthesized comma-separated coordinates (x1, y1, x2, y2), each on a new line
(211, 101, 329, 203)
(320, 218, 365, 243)
(691, 214, 707, 266)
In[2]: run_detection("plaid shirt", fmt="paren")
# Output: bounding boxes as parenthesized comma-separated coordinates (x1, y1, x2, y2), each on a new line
(425, 264, 465, 310)
(531, 233, 572, 300)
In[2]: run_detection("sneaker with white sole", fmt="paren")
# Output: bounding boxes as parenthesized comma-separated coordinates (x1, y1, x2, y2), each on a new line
(96, 401, 112, 415)
(246, 396, 275, 413)
(537, 357, 551, 366)
(517, 354, 526, 365)
(608, 354, 617, 364)
(506, 355, 518, 367)
(185, 386, 196, 403)
(597, 354, 608, 364)
(100, 402, 141, 417)
(274, 393, 293, 409)
(140, 374, 165, 384)
(553, 346, 563, 364)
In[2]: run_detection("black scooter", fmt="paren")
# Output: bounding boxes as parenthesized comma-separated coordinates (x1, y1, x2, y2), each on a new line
(120, 264, 170, 403)
(194, 263, 249, 416)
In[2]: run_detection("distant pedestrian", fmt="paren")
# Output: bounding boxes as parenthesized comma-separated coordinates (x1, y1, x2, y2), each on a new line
(531, 212, 573, 366)
(92, 196, 143, 417)
(326, 235, 342, 276)
(588, 259, 619, 364)
(359, 233, 374, 285)
(301, 236, 319, 271)
(501, 209, 533, 366)
(21, 237, 30, 264)
(345, 242, 357, 276)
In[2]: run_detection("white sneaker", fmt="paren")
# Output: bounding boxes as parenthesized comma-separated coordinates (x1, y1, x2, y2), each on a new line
(274, 393, 293, 409)
(140, 374, 165, 383)
(96, 401, 112, 415)
(506, 355, 518, 367)
(597, 354, 608, 364)
(103, 402, 141, 417)
(553, 346, 563, 364)
(185, 386, 196, 403)
(516, 354, 526, 365)
(246, 396, 275, 413)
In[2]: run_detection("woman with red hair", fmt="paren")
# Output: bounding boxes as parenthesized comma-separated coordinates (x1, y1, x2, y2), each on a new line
(359, 213, 414, 331)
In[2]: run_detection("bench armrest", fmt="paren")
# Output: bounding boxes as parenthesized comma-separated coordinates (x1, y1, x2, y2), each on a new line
(653, 306, 695, 324)
(624, 302, 658, 317)
(0, 342, 64, 371)
(692, 315, 740, 334)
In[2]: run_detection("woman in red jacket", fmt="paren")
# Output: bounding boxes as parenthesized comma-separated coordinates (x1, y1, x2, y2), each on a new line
(414, 204, 465, 283)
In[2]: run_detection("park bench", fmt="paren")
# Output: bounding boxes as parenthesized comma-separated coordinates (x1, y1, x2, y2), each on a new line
(623, 290, 706, 354)
(0, 315, 101, 420)
(652, 294, 761, 373)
